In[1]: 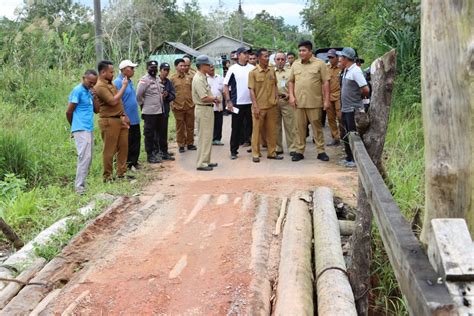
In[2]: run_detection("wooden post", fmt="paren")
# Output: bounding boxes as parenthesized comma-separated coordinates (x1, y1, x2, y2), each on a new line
(93, 0, 103, 64)
(347, 49, 396, 315)
(420, 1, 474, 243)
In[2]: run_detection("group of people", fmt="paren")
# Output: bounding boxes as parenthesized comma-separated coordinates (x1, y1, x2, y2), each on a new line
(66, 39, 369, 193)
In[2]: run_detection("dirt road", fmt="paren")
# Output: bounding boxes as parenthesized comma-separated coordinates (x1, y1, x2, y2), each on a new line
(40, 116, 358, 315)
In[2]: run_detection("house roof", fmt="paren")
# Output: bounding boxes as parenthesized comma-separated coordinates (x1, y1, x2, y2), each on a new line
(153, 41, 201, 57)
(195, 35, 252, 50)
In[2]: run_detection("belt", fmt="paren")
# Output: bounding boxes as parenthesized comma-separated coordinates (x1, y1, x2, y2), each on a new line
(197, 104, 213, 107)
(101, 115, 122, 118)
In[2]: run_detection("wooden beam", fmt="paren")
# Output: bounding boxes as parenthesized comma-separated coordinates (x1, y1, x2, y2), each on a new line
(420, 0, 474, 243)
(350, 133, 455, 315)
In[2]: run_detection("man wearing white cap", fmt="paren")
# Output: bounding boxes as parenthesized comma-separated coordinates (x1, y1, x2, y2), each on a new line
(114, 59, 140, 169)
(192, 55, 219, 171)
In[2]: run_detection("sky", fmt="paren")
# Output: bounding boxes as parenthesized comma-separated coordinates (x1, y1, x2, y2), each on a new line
(0, 0, 306, 27)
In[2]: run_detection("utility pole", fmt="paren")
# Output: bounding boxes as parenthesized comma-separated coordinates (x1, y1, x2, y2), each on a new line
(238, 0, 243, 45)
(93, 0, 103, 65)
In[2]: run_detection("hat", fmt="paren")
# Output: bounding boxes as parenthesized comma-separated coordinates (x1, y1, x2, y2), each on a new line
(160, 62, 170, 70)
(327, 49, 337, 57)
(119, 59, 138, 70)
(336, 47, 356, 60)
(236, 47, 250, 55)
(195, 55, 213, 66)
(146, 60, 158, 67)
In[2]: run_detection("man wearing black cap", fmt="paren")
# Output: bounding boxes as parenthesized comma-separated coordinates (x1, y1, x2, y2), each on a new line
(337, 47, 370, 168)
(159, 62, 176, 158)
(137, 60, 173, 163)
(223, 46, 255, 160)
(192, 55, 219, 171)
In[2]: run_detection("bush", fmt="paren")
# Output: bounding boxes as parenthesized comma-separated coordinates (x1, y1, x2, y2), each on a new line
(0, 132, 39, 183)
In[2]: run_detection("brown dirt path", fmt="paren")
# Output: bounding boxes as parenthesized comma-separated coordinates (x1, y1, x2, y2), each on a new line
(43, 116, 357, 315)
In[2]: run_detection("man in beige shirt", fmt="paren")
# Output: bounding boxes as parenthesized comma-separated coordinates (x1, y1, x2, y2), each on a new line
(289, 40, 330, 162)
(192, 55, 220, 171)
(326, 48, 342, 146)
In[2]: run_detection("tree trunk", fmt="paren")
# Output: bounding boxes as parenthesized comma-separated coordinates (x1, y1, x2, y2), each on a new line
(420, 1, 474, 244)
(348, 49, 397, 315)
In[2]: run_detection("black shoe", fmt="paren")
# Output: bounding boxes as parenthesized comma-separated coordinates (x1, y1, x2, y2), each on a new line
(179, 147, 185, 153)
(187, 144, 197, 150)
(252, 157, 260, 163)
(197, 166, 213, 171)
(208, 163, 218, 167)
(326, 140, 341, 146)
(276, 151, 284, 155)
(290, 151, 296, 157)
(117, 175, 136, 180)
(148, 156, 162, 163)
(231, 154, 238, 160)
(162, 153, 175, 161)
(292, 153, 304, 162)
(167, 151, 175, 156)
(317, 152, 330, 161)
(246, 148, 252, 153)
(268, 155, 284, 160)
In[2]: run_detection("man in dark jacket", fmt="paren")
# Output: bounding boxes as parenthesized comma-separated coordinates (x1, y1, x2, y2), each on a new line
(159, 62, 176, 157)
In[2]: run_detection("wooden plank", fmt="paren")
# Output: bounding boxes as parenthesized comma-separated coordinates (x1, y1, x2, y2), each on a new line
(428, 219, 474, 281)
(350, 133, 456, 315)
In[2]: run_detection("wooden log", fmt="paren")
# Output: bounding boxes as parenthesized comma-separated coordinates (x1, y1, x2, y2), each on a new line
(274, 191, 313, 316)
(348, 48, 397, 315)
(0, 258, 46, 309)
(339, 220, 355, 236)
(247, 195, 278, 316)
(0, 218, 23, 250)
(420, 0, 474, 243)
(350, 134, 455, 315)
(29, 289, 62, 316)
(313, 187, 356, 316)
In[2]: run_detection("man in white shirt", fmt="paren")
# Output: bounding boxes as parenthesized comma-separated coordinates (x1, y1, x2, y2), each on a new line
(207, 64, 225, 145)
(224, 47, 255, 159)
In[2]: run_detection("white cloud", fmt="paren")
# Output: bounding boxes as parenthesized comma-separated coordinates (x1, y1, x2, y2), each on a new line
(1, 0, 23, 19)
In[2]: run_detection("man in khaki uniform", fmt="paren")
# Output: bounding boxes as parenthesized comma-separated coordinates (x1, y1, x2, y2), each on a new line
(94, 60, 132, 181)
(274, 52, 297, 156)
(171, 58, 197, 153)
(183, 55, 197, 77)
(248, 48, 283, 162)
(289, 40, 330, 162)
(192, 55, 219, 171)
(326, 48, 342, 146)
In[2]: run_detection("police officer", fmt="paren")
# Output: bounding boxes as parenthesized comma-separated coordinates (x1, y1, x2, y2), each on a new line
(192, 55, 219, 171)
(137, 60, 172, 163)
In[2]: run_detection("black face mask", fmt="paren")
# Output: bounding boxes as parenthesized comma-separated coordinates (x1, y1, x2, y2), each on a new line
(148, 68, 157, 77)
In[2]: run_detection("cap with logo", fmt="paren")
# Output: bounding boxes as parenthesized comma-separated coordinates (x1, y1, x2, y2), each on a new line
(336, 47, 357, 60)
(146, 60, 158, 67)
(160, 62, 170, 70)
(195, 55, 213, 66)
(236, 47, 250, 55)
(119, 60, 138, 70)
(327, 49, 337, 58)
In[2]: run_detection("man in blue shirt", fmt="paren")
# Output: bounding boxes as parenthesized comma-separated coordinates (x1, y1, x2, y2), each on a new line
(115, 60, 140, 169)
(66, 69, 98, 194)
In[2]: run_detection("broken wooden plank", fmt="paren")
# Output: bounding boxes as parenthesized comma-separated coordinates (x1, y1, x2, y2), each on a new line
(350, 133, 456, 315)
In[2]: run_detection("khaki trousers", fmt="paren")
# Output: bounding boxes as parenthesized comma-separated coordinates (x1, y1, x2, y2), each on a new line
(295, 107, 325, 154)
(173, 107, 195, 147)
(251, 106, 278, 158)
(276, 99, 297, 153)
(195, 106, 214, 168)
(326, 99, 342, 140)
(98, 117, 129, 180)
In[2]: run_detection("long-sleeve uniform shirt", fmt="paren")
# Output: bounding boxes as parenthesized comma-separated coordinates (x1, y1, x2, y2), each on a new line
(171, 73, 194, 111)
(136, 74, 165, 115)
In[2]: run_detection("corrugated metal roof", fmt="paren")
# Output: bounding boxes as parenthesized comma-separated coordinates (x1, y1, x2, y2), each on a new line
(154, 41, 201, 57)
(195, 35, 252, 50)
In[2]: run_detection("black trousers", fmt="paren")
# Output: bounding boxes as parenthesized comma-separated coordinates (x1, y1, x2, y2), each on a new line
(127, 124, 141, 167)
(342, 111, 356, 162)
(240, 110, 252, 144)
(142, 114, 167, 157)
(230, 104, 252, 155)
(213, 110, 223, 141)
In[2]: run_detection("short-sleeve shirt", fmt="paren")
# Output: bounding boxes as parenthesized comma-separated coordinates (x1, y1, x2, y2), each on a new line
(248, 65, 277, 110)
(224, 63, 255, 105)
(192, 71, 213, 106)
(341, 63, 367, 113)
(68, 83, 94, 132)
(94, 78, 125, 118)
(136, 74, 164, 115)
(114, 74, 140, 125)
(275, 67, 290, 95)
(288, 56, 329, 108)
(327, 64, 341, 102)
(171, 73, 194, 111)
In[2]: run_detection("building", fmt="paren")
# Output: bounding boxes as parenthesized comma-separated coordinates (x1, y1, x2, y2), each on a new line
(195, 35, 252, 59)
(149, 41, 201, 65)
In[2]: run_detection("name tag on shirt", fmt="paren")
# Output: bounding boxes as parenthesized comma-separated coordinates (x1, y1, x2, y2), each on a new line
(280, 79, 286, 88)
